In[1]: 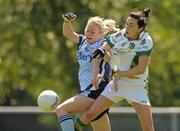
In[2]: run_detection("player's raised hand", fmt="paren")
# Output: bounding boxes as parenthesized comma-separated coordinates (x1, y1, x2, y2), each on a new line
(62, 12, 77, 22)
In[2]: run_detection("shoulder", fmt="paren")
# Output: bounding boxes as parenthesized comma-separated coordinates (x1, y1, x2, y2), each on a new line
(140, 32, 153, 50)
(105, 29, 123, 48)
(90, 39, 105, 49)
(78, 34, 86, 47)
(137, 32, 153, 56)
(110, 28, 124, 40)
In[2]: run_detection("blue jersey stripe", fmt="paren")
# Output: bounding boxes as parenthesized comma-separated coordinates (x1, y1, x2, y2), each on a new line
(99, 59, 111, 82)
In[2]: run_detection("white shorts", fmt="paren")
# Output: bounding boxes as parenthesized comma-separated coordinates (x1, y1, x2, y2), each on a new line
(101, 78, 151, 106)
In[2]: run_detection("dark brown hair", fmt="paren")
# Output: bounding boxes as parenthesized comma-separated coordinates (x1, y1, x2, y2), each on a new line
(129, 8, 151, 29)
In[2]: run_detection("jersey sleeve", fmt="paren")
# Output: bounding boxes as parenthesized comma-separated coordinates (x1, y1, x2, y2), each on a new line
(105, 31, 121, 48)
(77, 34, 86, 48)
(137, 37, 153, 56)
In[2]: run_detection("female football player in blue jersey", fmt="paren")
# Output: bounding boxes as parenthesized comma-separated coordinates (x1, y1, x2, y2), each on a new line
(55, 12, 118, 131)
(75, 9, 155, 131)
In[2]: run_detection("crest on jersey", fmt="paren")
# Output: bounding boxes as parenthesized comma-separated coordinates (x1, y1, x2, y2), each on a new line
(129, 42, 135, 49)
(140, 39, 146, 45)
(85, 47, 90, 52)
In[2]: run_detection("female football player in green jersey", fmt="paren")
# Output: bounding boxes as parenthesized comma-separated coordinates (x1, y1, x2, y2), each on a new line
(56, 12, 119, 131)
(75, 9, 155, 131)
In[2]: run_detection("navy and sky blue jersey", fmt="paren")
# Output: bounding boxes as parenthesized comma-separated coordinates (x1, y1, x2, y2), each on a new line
(76, 35, 111, 91)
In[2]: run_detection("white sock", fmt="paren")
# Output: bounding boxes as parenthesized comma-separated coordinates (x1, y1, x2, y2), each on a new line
(58, 114, 74, 131)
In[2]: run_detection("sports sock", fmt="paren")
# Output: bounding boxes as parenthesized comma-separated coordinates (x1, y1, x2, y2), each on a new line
(74, 117, 87, 131)
(58, 114, 74, 131)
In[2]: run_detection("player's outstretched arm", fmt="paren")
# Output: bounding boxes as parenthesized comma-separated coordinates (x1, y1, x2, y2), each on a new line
(62, 12, 79, 43)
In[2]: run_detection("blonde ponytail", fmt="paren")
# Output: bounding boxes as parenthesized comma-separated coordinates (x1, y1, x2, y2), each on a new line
(85, 16, 119, 35)
(103, 19, 119, 35)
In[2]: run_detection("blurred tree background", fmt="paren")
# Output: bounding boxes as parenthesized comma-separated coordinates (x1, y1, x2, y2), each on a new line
(0, 0, 179, 107)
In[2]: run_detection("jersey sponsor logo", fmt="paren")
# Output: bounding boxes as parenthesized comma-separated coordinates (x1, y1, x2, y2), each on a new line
(112, 48, 130, 55)
(77, 52, 92, 61)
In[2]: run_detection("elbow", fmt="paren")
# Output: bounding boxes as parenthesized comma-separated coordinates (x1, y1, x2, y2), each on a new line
(63, 32, 71, 40)
(63, 30, 74, 40)
(138, 68, 146, 74)
(63, 30, 68, 37)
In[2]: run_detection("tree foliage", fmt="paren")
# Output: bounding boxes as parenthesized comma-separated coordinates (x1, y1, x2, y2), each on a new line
(0, 0, 179, 106)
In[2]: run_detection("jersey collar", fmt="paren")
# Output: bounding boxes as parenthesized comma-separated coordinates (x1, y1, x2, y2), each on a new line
(138, 30, 147, 40)
(89, 39, 104, 49)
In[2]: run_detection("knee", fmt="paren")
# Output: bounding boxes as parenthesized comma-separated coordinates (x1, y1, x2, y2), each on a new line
(55, 105, 67, 117)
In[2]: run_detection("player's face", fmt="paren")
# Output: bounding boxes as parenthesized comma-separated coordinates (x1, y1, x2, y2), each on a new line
(85, 22, 103, 44)
(125, 17, 143, 40)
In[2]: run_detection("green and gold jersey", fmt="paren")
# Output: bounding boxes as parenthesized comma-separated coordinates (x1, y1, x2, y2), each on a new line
(106, 28, 153, 80)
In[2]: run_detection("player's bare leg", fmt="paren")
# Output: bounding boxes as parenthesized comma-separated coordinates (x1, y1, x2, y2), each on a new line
(56, 95, 94, 117)
(56, 95, 94, 131)
(74, 95, 113, 131)
(132, 102, 155, 131)
(91, 113, 111, 131)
